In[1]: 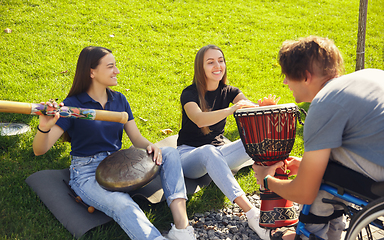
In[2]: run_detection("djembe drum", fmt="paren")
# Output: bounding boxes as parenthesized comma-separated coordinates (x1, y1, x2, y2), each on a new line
(234, 103, 301, 229)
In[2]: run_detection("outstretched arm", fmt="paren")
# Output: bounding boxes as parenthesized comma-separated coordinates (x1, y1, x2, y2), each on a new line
(184, 93, 257, 128)
(234, 93, 280, 107)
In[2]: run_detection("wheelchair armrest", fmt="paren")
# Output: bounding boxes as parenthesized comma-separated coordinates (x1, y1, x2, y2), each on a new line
(323, 161, 379, 201)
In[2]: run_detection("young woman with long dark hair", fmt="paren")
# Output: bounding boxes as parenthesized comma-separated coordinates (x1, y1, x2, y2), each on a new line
(33, 46, 195, 240)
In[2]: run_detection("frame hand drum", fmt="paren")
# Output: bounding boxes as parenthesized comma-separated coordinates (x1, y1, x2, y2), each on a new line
(234, 103, 300, 229)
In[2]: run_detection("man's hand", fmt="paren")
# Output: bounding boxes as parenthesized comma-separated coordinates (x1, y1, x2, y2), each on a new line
(252, 161, 284, 188)
(285, 156, 302, 176)
(258, 94, 280, 106)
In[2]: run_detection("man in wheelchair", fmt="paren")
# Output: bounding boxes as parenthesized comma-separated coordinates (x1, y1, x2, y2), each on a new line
(252, 36, 384, 240)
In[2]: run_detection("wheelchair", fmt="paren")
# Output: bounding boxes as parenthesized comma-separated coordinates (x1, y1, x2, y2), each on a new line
(294, 161, 384, 240)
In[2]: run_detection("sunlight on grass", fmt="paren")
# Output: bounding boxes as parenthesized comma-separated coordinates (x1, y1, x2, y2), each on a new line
(0, 0, 383, 239)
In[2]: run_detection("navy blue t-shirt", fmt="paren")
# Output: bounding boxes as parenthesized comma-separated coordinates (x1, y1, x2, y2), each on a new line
(56, 89, 134, 157)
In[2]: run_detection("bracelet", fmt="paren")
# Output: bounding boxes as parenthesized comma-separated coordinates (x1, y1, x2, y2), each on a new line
(37, 125, 51, 133)
(263, 175, 271, 191)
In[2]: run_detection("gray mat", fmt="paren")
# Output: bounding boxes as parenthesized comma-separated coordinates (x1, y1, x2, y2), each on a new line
(25, 168, 112, 239)
(25, 134, 253, 238)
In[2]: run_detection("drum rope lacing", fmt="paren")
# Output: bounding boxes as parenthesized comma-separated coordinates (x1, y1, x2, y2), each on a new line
(296, 107, 307, 126)
(234, 104, 306, 228)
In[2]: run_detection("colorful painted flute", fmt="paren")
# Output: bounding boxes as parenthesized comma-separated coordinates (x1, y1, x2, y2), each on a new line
(0, 100, 128, 124)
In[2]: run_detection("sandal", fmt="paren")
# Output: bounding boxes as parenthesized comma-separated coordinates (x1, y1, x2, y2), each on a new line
(270, 227, 296, 240)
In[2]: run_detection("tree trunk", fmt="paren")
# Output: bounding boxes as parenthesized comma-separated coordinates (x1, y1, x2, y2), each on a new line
(356, 0, 368, 71)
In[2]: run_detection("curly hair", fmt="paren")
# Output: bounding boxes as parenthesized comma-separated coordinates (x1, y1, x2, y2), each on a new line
(278, 36, 344, 81)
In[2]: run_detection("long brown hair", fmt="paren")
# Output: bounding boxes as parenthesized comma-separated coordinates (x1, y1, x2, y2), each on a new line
(278, 36, 344, 82)
(193, 45, 227, 135)
(62, 46, 112, 142)
(67, 46, 112, 98)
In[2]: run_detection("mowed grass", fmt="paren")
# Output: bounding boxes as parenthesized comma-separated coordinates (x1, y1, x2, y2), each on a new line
(0, 0, 383, 239)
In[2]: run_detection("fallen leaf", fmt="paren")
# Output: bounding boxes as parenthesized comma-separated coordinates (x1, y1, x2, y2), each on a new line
(4, 28, 12, 33)
(204, 226, 216, 230)
(60, 70, 68, 74)
(161, 129, 173, 135)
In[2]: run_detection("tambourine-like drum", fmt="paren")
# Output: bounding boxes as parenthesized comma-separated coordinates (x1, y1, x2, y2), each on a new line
(234, 103, 301, 229)
(96, 147, 160, 192)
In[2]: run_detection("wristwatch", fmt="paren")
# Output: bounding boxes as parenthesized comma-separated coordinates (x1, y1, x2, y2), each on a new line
(263, 175, 271, 191)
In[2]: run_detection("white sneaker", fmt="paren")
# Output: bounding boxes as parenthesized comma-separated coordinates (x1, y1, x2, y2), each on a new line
(248, 215, 270, 240)
(166, 224, 196, 240)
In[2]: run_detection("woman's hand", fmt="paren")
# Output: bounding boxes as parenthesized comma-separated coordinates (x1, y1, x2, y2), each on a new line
(233, 99, 258, 110)
(258, 94, 280, 106)
(37, 99, 64, 132)
(146, 144, 162, 166)
(33, 99, 65, 156)
(285, 156, 302, 176)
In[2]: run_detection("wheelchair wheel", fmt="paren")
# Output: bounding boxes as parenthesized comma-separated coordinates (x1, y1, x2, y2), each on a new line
(344, 197, 384, 240)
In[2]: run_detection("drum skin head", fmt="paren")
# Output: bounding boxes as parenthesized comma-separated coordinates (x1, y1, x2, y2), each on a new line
(96, 147, 160, 192)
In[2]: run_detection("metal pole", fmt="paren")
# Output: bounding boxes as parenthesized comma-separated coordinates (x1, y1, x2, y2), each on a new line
(355, 0, 368, 71)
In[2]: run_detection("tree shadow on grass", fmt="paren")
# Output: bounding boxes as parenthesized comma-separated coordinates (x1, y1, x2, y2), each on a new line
(0, 122, 71, 239)
(80, 221, 128, 240)
(187, 181, 228, 214)
(132, 181, 228, 232)
(80, 185, 228, 240)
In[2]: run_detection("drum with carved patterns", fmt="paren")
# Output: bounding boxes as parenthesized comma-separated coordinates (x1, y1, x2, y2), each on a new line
(234, 103, 300, 229)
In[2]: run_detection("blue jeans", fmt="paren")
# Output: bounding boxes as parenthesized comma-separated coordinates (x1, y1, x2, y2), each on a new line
(177, 139, 251, 202)
(69, 147, 187, 240)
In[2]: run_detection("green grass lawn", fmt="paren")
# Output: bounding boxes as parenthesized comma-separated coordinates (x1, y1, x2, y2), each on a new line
(0, 0, 383, 239)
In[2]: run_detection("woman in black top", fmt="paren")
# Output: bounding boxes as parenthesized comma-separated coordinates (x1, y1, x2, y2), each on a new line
(177, 45, 279, 240)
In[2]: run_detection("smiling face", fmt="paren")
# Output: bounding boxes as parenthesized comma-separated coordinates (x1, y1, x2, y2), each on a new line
(203, 49, 226, 87)
(90, 53, 120, 88)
